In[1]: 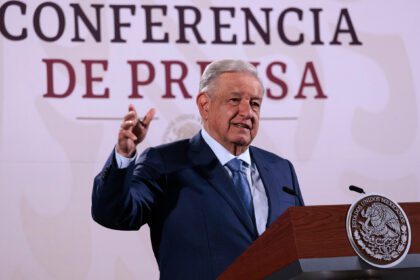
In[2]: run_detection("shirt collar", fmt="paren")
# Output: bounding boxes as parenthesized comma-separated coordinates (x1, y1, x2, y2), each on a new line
(201, 129, 251, 167)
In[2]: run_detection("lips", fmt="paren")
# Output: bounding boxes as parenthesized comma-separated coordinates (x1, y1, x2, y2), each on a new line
(232, 122, 251, 130)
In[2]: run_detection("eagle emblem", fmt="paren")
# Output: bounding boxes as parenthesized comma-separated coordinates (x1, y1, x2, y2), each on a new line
(346, 194, 411, 268)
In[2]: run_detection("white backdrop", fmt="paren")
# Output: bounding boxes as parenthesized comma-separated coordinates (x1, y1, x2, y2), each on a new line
(1, 0, 419, 279)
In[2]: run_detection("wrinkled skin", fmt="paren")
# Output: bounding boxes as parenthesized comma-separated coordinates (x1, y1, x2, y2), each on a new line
(196, 72, 263, 156)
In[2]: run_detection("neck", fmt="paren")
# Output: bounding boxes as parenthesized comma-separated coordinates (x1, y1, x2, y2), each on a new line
(232, 145, 246, 156)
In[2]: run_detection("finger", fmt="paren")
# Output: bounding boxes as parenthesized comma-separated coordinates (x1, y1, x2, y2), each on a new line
(140, 108, 156, 127)
(120, 120, 136, 130)
(127, 104, 138, 119)
(128, 103, 136, 113)
(123, 111, 137, 122)
(119, 129, 138, 142)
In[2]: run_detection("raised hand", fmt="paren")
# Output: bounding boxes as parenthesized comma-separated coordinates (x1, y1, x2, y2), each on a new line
(116, 104, 156, 157)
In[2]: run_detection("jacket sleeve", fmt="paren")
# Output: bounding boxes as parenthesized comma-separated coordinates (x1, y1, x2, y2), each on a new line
(91, 147, 165, 230)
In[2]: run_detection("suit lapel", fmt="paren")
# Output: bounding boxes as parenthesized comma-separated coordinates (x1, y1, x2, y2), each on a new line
(188, 133, 257, 238)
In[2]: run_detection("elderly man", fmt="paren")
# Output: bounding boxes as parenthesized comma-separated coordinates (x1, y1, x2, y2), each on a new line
(92, 59, 303, 279)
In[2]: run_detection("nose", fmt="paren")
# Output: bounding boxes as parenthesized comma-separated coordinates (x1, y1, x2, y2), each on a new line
(238, 100, 252, 118)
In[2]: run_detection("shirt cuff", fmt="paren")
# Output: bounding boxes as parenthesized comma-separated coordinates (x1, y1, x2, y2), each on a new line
(114, 147, 136, 168)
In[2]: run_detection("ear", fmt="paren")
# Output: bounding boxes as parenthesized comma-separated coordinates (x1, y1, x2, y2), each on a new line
(196, 92, 210, 120)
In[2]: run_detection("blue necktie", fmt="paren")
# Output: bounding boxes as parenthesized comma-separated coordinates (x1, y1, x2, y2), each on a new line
(226, 158, 254, 219)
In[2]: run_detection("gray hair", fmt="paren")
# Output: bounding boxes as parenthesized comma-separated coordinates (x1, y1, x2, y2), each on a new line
(199, 59, 264, 94)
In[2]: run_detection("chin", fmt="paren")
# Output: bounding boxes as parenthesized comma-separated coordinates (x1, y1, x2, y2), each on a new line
(231, 136, 251, 147)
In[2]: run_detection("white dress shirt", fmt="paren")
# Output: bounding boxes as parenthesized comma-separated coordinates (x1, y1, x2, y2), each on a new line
(115, 129, 269, 235)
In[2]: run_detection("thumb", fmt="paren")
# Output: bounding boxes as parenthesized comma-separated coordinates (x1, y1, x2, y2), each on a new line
(141, 108, 156, 127)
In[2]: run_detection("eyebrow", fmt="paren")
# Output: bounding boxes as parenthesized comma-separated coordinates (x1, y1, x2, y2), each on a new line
(228, 92, 262, 99)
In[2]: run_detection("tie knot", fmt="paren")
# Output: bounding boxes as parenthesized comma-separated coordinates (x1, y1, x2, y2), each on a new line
(226, 158, 245, 173)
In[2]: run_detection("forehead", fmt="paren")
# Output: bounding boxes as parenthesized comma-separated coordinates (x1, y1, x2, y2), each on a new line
(212, 72, 263, 97)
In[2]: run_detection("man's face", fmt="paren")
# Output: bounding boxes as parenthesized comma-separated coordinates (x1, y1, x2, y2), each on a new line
(200, 72, 263, 155)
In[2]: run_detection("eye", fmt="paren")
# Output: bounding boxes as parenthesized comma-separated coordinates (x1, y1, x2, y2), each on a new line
(228, 98, 240, 105)
(251, 100, 261, 109)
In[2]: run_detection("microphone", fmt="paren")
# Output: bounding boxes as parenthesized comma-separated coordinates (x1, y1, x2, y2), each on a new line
(282, 186, 304, 206)
(349, 185, 366, 194)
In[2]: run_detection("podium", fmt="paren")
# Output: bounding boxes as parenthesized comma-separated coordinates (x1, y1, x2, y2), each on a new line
(219, 203, 420, 279)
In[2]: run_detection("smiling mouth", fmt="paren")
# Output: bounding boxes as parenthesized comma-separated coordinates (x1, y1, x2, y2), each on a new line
(232, 123, 251, 130)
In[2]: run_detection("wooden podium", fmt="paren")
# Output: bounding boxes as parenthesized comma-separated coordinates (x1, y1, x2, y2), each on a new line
(219, 203, 420, 279)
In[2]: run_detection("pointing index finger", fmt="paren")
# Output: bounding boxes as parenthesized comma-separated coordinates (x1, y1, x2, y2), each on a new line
(128, 104, 138, 118)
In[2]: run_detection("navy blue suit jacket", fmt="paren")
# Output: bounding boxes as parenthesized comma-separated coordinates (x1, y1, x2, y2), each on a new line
(92, 132, 303, 279)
